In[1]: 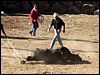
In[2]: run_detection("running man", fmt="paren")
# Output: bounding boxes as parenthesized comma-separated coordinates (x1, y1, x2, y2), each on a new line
(29, 4, 39, 37)
(47, 12, 65, 49)
(1, 23, 7, 36)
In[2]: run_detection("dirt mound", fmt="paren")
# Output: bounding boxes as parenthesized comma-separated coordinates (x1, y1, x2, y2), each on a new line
(1, 15, 99, 74)
(26, 47, 82, 64)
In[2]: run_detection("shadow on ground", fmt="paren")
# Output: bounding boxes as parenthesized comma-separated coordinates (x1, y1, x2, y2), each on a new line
(1, 35, 99, 43)
(62, 38, 99, 43)
(1, 35, 49, 40)
(24, 60, 91, 65)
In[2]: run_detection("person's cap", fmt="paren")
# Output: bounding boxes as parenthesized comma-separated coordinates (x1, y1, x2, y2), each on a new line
(53, 12, 59, 17)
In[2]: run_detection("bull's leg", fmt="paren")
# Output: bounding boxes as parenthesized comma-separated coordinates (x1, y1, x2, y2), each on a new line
(26, 56, 37, 61)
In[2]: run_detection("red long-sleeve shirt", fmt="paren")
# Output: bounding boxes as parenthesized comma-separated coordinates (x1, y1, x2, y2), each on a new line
(29, 8, 38, 23)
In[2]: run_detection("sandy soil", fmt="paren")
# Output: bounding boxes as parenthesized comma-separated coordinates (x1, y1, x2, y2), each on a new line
(1, 14, 99, 74)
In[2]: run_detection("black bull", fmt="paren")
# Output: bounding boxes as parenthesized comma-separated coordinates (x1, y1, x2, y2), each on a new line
(26, 47, 82, 64)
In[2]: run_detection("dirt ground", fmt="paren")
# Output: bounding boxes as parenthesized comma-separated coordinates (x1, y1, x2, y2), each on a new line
(1, 14, 99, 74)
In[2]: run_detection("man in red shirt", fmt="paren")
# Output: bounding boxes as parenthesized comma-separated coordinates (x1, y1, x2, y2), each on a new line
(29, 4, 39, 36)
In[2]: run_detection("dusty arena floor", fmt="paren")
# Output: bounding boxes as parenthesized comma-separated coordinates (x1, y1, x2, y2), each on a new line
(1, 14, 99, 74)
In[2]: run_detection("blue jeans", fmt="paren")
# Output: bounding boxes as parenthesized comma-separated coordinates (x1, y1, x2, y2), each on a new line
(31, 22, 38, 36)
(50, 29, 63, 49)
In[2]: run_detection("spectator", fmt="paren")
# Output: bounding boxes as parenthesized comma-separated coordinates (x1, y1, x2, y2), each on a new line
(1, 23, 7, 36)
(29, 4, 39, 37)
(47, 12, 65, 49)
